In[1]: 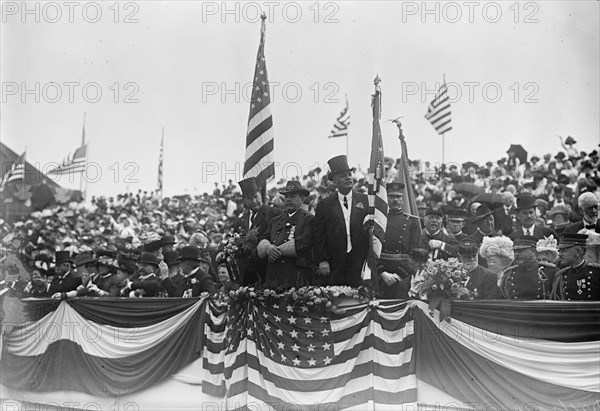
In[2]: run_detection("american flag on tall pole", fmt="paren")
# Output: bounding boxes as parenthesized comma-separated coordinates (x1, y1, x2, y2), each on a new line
(424, 80, 452, 135)
(243, 13, 275, 190)
(0, 151, 26, 189)
(328, 96, 350, 138)
(157, 127, 164, 197)
(48, 116, 87, 177)
(361, 75, 388, 285)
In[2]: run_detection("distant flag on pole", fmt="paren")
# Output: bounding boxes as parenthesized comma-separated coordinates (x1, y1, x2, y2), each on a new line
(243, 13, 275, 188)
(0, 151, 26, 189)
(328, 97, 350, 138)
(425, 81, 452, 135)
(361, 75, 388, 284)
(157, 128, 164, 197)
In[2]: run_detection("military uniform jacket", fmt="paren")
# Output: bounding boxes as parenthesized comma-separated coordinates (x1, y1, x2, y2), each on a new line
(501, 262, 557, 300)
(382, 210, 422, 257)
(551, 261, 600, 301)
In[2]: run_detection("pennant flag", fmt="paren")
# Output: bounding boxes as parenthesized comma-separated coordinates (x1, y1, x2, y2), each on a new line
(0, 150, 26, 188)
(424, 81, 452, 135)
(328, 97, 350, 138)
(157, 127, 164, 197)
(361, 76, 388, 283)
(243, 13, 275, 188)
(396, 121, 422, 229)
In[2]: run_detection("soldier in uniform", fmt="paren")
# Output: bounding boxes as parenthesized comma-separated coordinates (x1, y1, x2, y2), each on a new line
(445, 208, 469, 242)
(378, 182, 421, 298)
(552, 233, 600, 300)
(257, 180, 314, 289)
(501, 236, 557, 300)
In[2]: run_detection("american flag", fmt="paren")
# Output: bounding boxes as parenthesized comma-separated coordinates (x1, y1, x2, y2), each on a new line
(243, 13, 275, 188)
(157, 128, 164, 197)
(202, 298, 417, 409)
(328, 97, 350, 138)
(424, 81, 452, 135)
(47, 144, 87, 175)
(0, 151, 26, 188)
(362, 76, 388, 283)
(396, 121, 422, 227)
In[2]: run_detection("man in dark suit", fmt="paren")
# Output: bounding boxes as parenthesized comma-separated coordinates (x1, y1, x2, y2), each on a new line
(159, 250, 187, 297)
(470, 205, 500, 245)
(174, 246, 217, 297)
(509, 193, 558, 242)
(457, 238, 500, 299)
(234, 177, 280, 285)
(49, 251, 83, 298)
(313, 155, 369, 287)
(563, 192, 599, 234)
(124, 252, 164, 297)
(493, 191, 515, 235)
(419, 208, 458, 260)
(257, 180, 314, 289)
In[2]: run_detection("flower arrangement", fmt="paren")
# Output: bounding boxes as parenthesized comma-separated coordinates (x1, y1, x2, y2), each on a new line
(216, 228, 261, 283)
(222, 285, 363, 313)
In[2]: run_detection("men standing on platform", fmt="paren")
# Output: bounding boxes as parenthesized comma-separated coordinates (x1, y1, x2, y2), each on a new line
(501, 236, 557, 300)
(257, 180, 314, 289)
(509, 193, 558, 241)
(377, 182, 422, 298)
(552, 233, 600, 300)
(234, 177, 280, 285)
(457, 238, 500, 299)
(419, 208, 458, 260)
(445, 208, 469, 242)
(313, 155, 369, 287)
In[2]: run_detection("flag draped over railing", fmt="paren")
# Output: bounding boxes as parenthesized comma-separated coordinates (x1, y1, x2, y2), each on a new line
(361, 76, 388, 283)
(157, 127, 164, 197)
(328, 97, 350, 139)
(243, 13, 275, 188)
(424, 81, 452, 135)
(0, 150, 26, 189)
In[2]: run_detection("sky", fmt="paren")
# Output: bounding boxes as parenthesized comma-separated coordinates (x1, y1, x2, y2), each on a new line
(2, 1, 599, 197)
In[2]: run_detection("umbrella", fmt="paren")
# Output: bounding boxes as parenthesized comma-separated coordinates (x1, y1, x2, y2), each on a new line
(472, 192, 504, 209)
(507, 144, 528, 163)
(453, 182, 485, 196)
(462, 161, 479, 170)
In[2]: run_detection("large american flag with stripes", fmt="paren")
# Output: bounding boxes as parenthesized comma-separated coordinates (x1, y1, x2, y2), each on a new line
(424, 81, 452, 135)
(243, 14, 275, 187)
(0, 151, 26, 188)
(202, 298, 417, 410)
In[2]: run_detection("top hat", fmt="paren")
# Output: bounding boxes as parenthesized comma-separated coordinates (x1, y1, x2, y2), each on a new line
(564, 136, 577, 145)
(238, 177, 261, 197)
(458, 238, 479, 257)
(280, 180, 310, 197)
(558, 233, 588, 249)
(386, 182, 405, 194)
(139, 252, 160, 267)
(513, 235, 538, 250)
(162, 250, 180, 267)
(446, 208, 468, 220)
(471, 205, 494, 223)
(514, 193, 537, 210)
(425, 208, 443, 218)
(327, 155, 356, 181)
(179, 246, 210, 263)
(55, 250, 74, 266)
(74, 251, 96, 267)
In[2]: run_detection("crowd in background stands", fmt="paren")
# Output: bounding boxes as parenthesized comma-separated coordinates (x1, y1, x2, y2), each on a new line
(0, 138, 599, 300)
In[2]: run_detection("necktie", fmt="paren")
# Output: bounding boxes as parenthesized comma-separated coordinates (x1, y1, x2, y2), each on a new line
(343, 196, 348, 209)
(585, 224, 596, 230)
(527, 229, 531, 236)
(250, 212, 256, 227)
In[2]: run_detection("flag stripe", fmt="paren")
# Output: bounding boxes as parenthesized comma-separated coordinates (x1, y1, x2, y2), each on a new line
(328, 99, 350, 139)
(425, 82, 452, 135)
(243, 131, 275, 175)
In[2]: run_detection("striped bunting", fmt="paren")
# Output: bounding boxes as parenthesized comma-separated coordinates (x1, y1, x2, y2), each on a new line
(0, 151, 25, 187)
(424, 82, 452, 135)
(47, 144, 87, 175)
(243, 14, 275, 187)
(201, 299, 416, 410)
(328, 98, 350, 138)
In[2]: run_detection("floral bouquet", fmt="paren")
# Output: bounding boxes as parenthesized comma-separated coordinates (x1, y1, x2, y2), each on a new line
(216, 228, 261, 283)
(412, 258, 470, 321)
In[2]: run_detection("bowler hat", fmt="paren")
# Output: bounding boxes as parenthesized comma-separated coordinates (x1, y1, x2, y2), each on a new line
(162, 250, 180, 267)
(471, 205, 494, 223)
(238, 177, 260, 197)
(160, 235, 176, 246)
(386, 182, 405, 194)
(327, 155, 356, 181)
(280, 180, 310, 197)
(180, 246, 210, 263)
(139, 252, 160, 267)
(55, 251, 74, 266)
(514, 193, 537, 210)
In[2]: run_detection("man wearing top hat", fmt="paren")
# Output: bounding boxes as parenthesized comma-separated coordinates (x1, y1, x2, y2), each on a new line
(313, 155, 369, 287)
(509, 193, 558, 242)
(563, 192, 599, 234)
(501, 236, 557, 300)
(257, 180, 314, 289)
(234, 176, 281, 285)
(49, 251, 83, 298)
(419, 208, 458, 260)
(177, 245, 217, 297)
(470, 205, 500, 246)
(457, 238, 500, 299)
(551, 233, 600, 300)
(378, 182, 422, 296)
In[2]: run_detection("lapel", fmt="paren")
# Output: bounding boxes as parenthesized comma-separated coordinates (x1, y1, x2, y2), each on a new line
(466, 266, 479, 289)
(349, 193, 363, 230)
(253, 206, 267, 228)
(330, 193, 346, 232)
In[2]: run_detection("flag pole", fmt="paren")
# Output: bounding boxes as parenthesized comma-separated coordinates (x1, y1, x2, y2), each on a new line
(442, 132, 445, 166)
(80, 112, 86, 200)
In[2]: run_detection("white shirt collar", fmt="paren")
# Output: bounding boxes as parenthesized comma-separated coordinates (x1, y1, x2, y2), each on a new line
(337, 190, 353, 203)
(288, 210, 298, 218)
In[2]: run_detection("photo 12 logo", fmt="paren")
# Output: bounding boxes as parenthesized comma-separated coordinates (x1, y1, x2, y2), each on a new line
(2, 82, 140, 104)
(401, 81, 540, 104)
(401, 1, 540, 24)
(201, 81, 341, 104)
(1, 1, 140, 24)
(200, 1, 340, 24)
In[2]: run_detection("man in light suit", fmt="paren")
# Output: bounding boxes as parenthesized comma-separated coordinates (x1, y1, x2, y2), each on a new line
(313, 155, 369, 287)
(509, 193, 558, 242)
